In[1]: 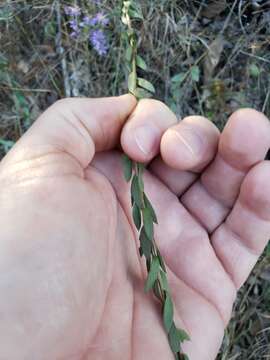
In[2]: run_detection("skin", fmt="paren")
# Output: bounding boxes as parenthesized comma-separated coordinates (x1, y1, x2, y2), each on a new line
(0, 95, 269, 360)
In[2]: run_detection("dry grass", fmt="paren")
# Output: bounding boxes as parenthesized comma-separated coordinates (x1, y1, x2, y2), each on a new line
(0, 1, 270, 358)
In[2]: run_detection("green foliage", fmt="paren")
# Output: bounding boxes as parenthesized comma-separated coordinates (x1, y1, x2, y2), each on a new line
(122, 154, 133, 181)
(139, 227, 152, 259)
(249, 63, 260, 78)
(169, 323, 181, 354)
(136, 55, 147, 70)
(171, 73, 186, 85)
(163, 294, 174, 333)
(145, 256, 160, 292)
(131, 175, 144, 208)
(138, 78, 155, 94)
(0, 139, 14, 154)
(121, 2, 190, 358)
(144, 194, 158, 223)
(191, 65, 200, 82)
(142, 207, 154, 240)
(133, 87, 152, 99)
(132, 203, 141, 230)
(159, 270, 169, 291)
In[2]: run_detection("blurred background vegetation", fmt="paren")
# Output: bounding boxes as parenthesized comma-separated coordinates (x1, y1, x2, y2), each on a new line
(0, 1, 270, 359)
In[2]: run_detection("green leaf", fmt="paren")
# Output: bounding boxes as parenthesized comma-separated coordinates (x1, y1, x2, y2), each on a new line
(163, 294, 174, 333)
(249, 63, 260, 77)
(144, 194, 158, 224)
(157, 248, 166, 272)
(136, 55, 147, 70)
(131, 175, 143, 208)
(128, 8, 143, 20)
(122, 154, 133, 182)
(139, 227, 152, 259)
(177, 328, 190, 342)
(126, 47, 132, 62)
(153, 280, 163, 301)
(160, 270, 169, 292)
(145, 256, 160, 292)
(138, 78, 155, 93)
(137, 163, 144, 192)
(190, 66, 200, 82)
(132, 203, 141, 230)
(142, 207, 154, 241)
(168, 323, 180, 354)
(133, 87, 152, 99)
(171, 73, 185, 84)
(128, 72, 137, 93)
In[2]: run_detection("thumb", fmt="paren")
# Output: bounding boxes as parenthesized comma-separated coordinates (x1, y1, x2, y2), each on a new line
(1, 95, 136, 169)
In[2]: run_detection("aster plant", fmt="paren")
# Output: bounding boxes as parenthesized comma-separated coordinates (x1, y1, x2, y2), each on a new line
(64, 5, 109, 56)
(121, 1, 190, 359)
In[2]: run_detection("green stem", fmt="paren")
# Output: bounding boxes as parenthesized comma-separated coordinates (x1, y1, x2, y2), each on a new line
(121, 2, 190, 358)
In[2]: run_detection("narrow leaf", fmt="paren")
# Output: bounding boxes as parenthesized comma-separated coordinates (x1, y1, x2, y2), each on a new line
(190, 65, 200, 82)
(144, 194, 158, 223)
(122, 154, 133, 182)
(131, 175, 143, 208)
(163, 294, 174, 333)
(137, 163, 144, 192)
(126, 47, 132, 62)
(137, 162, 144, 175)
(171, 73, 185, 84)
(136, 55, 147, 70)
(153, 280, 163, 301)
(132, 203, 141, 230)
(177, 328, 190, 342)
(168, 323, 180, 354)
(142, 207, 154, 241)
(139, 227, 152, 259)
(128, 72, 137, 93)
(160, 270, 169, 292)
(133, 87, 152, 99)
(145, 256, 160, 292)
(157, 248, 166, 272)
(128, 8, 143, 20)
(138, 78, 155, 93)
(249, 63, 260, 77)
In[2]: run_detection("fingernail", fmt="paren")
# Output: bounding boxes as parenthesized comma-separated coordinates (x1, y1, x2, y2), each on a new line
(134, 125, 160, 156)
(170, 127, 204, 157)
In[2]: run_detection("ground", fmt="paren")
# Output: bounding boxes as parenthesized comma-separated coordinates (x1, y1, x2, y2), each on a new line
(0, 1, 270, 359)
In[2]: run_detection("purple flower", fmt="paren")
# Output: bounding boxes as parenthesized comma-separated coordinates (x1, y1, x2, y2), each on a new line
(90, 29, 109, 56)
(68, 19, 80, 38)
(64, 6, 81, 17)
(89, 12, 109, 26)
(80, 16, 92, 27)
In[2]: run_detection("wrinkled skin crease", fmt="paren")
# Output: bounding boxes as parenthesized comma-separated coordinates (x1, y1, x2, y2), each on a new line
(0, 150, 227, 360)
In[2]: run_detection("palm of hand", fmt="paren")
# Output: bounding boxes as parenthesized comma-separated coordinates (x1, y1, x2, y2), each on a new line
(0, 96, 269, 360)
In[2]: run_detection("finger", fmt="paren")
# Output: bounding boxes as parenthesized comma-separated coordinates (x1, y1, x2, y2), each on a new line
(182, 109, 270, 232)
(202, 109, 270, 207)
(160, 116, 220, 172)
(1, 95, 136, 169)
(121, 99, 177, 163)
(149, 157, 197, 195)
(211, 161, 270, 288)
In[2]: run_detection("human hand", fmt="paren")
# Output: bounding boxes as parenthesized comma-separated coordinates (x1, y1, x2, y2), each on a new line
(0, 95, 269, 360)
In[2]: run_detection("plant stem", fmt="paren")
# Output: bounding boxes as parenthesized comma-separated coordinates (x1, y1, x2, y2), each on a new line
(121, 1, 190, 358)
